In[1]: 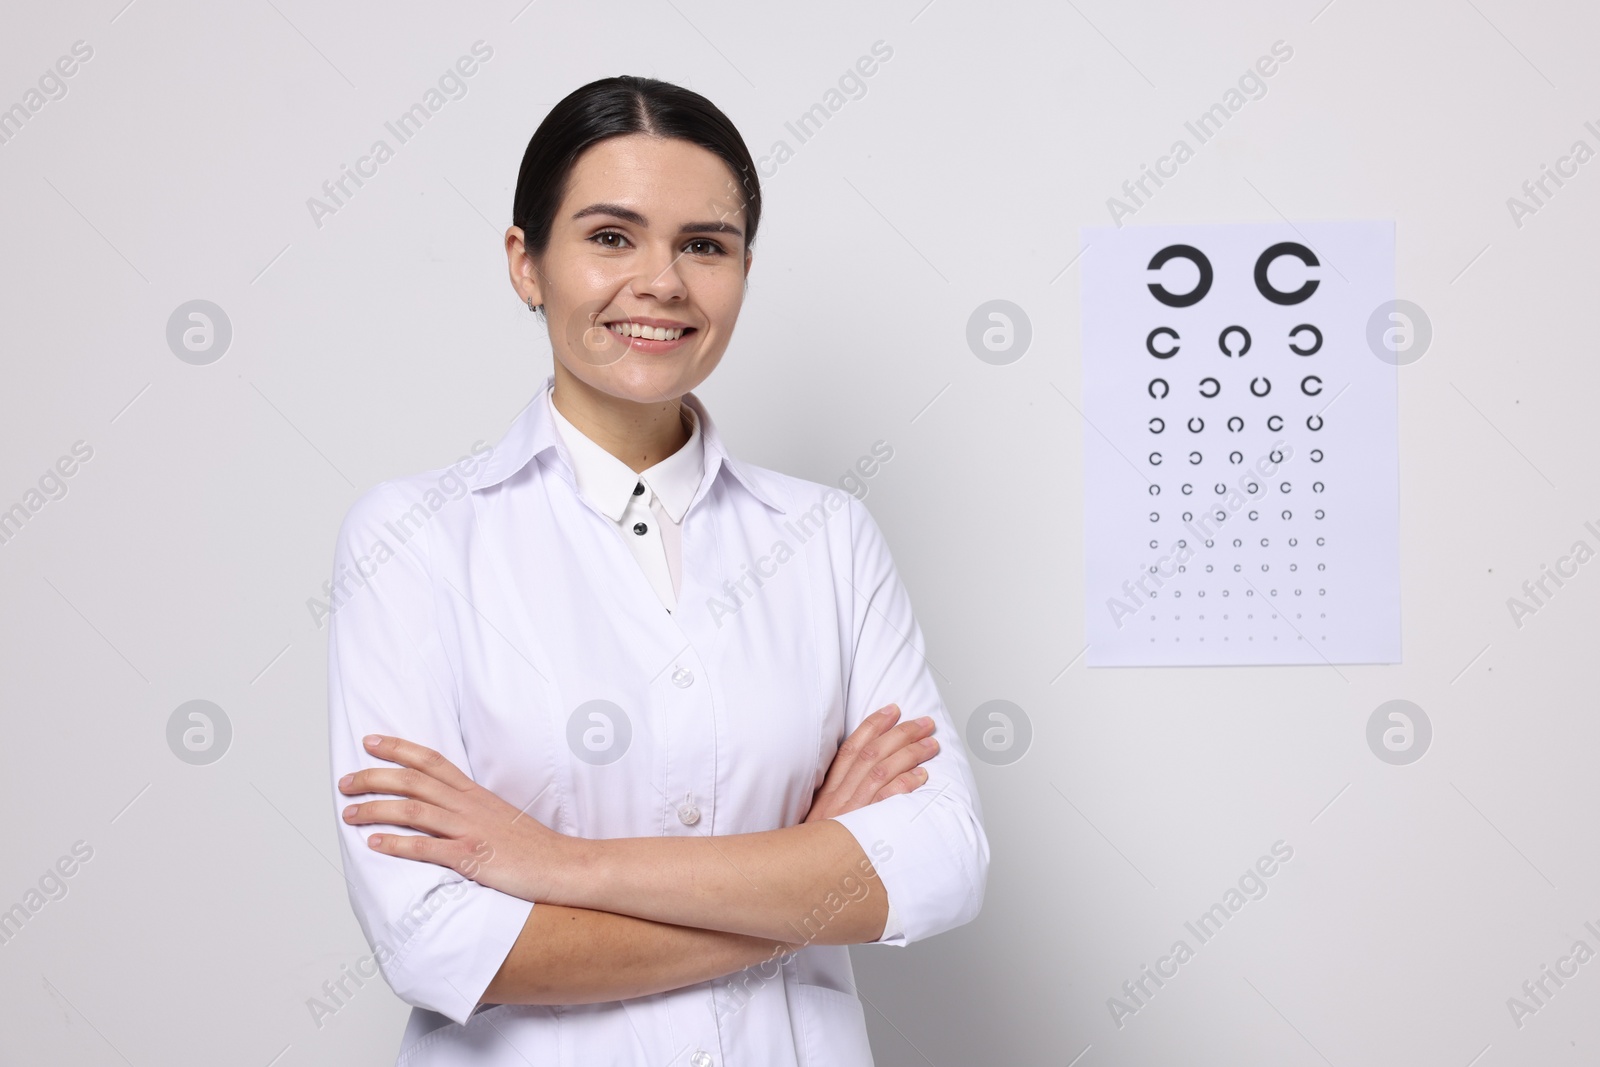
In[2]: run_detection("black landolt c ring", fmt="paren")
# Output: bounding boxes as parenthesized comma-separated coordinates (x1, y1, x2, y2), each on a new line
(1255, 242, 1321, 305)
(1147, 327, 1180, 358)
(1288, 323, 1322, 355)
(1218, 325, 1251, 357)
(1147, 244, 1214, 307)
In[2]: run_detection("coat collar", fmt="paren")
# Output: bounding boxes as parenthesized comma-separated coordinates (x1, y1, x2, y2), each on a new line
(545, 385, 707, 523)
(468, 373, 787, 516)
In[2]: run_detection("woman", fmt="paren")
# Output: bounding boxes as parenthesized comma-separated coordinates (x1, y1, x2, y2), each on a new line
(327, 75, 989, 1066)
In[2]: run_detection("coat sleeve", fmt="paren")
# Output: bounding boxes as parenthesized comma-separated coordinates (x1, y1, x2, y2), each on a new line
(827, 494, 990, 946)
(325, 480, 534, 1026)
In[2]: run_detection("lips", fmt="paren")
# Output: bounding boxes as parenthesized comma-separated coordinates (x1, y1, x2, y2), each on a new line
(594, 318, 698, 353)
(602, 319, 697, 342)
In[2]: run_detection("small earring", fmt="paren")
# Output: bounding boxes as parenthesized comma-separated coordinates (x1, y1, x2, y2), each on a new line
(526, 297, 537, 311)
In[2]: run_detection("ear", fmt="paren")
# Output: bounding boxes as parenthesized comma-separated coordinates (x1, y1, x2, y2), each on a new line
(506, 225, 545, 307)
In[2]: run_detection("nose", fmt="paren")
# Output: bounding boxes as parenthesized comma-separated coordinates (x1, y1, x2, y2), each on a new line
(630, 240, 688, 304)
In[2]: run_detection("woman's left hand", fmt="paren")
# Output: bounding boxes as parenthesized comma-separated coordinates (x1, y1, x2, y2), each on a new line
(339, 733, 566, 904)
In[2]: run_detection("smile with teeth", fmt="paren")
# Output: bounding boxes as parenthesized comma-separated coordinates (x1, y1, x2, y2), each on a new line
(606, 321, 693, 341)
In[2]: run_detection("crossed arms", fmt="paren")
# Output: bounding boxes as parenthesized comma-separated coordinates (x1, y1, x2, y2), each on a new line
(337, 709, 938, 1009)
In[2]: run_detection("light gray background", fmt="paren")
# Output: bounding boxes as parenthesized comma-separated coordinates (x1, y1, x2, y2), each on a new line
(1, 1, 1595, 1064)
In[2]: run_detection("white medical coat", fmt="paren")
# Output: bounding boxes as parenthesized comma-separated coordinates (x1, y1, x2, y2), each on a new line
(326, 372, 989, 1065)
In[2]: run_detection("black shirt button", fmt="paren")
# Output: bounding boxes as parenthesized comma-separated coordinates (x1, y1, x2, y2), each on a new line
(633, 522, 648, 535)
(632, 481, 645, 496)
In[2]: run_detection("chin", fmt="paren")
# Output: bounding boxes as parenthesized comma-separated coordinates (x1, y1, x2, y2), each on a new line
(573, 359, 708, 405)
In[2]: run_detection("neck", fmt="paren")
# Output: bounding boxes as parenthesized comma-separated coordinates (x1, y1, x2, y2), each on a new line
(550, 363, 691, 473)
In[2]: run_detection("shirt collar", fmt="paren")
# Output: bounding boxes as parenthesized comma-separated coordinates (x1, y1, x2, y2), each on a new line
(547, 385, 704, 523)
(468, 372, 787, 517)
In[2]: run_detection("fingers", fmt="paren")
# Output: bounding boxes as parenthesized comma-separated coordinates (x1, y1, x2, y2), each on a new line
(832, 712, 937, 809)
(343, 797, 466, 839)
(810, 705, 902, 809)
(338, 765, 456, 810)
(872, 767, 930, 803)
(357, 734, 476, 791)
(363, 827, 479, 872)
(845, 732, 938, 810)
(805, 705, 942, 822)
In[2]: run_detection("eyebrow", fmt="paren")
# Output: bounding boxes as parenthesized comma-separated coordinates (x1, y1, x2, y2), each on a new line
(571, 202, 744, 240)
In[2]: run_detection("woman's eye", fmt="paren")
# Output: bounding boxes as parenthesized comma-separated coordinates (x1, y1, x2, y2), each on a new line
(686, 239, 726, 256)
(591, 230, 630, 249)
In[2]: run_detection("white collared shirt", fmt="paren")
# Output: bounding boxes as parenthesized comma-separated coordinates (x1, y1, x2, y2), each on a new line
(545, 383, 702, 612)
(325, 371, 988, 1066)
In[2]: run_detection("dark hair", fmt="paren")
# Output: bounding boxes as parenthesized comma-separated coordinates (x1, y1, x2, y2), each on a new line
(512, 76, 762, 271)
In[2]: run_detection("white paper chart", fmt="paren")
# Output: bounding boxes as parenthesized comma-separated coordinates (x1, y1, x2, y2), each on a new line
(1081, 220, 1401, 667)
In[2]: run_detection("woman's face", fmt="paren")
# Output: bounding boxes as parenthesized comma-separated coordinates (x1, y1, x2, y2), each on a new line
(510, 133, 753, 406)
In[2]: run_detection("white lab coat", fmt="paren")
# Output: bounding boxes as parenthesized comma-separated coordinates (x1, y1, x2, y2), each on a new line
(326, 372, 989, 1065)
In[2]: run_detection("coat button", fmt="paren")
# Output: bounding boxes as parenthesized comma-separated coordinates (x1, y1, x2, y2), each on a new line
(690, 1053, 713, 1067)
(633, 522, 648, 535)
(671, 667, 694, 688)
(678, 804, 701, 826)
(633, 481, 645, 496)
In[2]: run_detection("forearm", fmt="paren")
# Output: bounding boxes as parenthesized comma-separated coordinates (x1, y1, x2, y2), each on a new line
(551, 819, 889, 945)
(481, 902, 798, 1006)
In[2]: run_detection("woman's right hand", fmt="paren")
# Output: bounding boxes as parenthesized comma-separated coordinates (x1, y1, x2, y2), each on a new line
(802, 704, 939, 823)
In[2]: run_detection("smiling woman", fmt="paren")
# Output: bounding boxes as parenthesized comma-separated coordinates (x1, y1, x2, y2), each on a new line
(325, 75, 989, 1067)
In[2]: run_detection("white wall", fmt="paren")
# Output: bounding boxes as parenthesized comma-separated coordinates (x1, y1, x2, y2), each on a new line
(1, 0, 1595, 1063)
